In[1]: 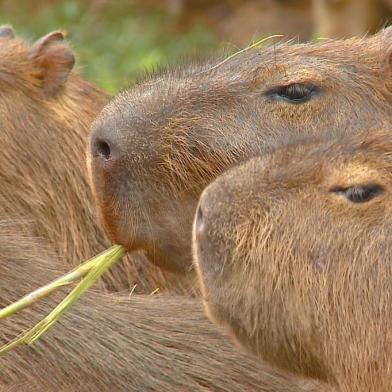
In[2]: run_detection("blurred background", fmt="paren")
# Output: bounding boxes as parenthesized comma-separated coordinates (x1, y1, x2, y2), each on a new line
(0, 0, 391, 94)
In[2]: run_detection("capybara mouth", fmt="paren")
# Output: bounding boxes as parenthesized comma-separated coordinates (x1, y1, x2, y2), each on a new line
(97, 203, 193, 274)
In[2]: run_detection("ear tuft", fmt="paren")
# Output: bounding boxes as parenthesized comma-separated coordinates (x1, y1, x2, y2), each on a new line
(29, 31, 75, 98)
(0, 25, 14, 39)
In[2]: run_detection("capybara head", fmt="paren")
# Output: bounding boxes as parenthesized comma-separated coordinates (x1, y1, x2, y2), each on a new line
(0, 28, 196, 295)
(89, 28, 392, 274)
(0, 27, 74, 97)
(193, 128, 392, 391)
(0, 27, 109, 264)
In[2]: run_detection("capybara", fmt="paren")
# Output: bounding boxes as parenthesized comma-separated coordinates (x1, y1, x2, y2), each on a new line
(0, 29, 320, 389)
(0, 220, 327, 392)
(89, 27, 392, 276)
(193, 127, 392, 391)
(0, 27, 192, 294)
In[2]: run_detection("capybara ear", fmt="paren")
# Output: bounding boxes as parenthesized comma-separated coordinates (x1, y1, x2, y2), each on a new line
(29, 31, 75, 97)
(379, 26, 392, 72)
(0, 25, 14, 39)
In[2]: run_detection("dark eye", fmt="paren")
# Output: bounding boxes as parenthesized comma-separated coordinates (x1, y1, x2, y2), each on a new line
(266, 83, 318, 104)
(330, 184, 384, 203)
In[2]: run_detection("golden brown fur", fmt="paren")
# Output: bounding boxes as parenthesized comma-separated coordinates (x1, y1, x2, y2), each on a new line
(193, 127, 392, 391)
(0, 220, 327, 392)
(0, 28, 191, 294)
(0, 31, 326, 389)
(90, 28, 392, 276)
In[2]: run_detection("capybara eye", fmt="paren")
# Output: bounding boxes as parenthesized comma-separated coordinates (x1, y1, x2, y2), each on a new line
(330, 184, 384, 203)
(266, 83, 318, 104)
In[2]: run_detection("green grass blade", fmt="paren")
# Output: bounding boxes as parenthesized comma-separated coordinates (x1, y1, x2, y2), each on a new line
(0, 245, 120, 320)
(0, 245, 126, 355)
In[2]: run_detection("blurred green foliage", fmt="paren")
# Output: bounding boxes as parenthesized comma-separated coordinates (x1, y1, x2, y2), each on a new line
(0, 1, 220, 94)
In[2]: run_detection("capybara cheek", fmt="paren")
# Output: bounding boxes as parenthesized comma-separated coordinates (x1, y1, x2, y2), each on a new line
(311, 246, 330, 271)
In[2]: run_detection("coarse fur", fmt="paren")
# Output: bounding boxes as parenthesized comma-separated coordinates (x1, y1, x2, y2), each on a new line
(0, 27, 192, 294)
(193, 127, 392, 391)
(0, 31, 323, 388)
(0, 220, 327, 392)
(89, 27, 392, 276)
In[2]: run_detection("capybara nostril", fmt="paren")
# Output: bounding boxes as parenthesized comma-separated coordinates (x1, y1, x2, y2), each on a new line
(195, 204, 205, 239)
(91, 136, 119, 164)
(96, 139, 112, 160)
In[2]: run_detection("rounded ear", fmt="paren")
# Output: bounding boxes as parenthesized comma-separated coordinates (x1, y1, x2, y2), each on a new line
(0, 25, 14, 39)
(29, 31, 75, 98)
(376, 26, 392, 71)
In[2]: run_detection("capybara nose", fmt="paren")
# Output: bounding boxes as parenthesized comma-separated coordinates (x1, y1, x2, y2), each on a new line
(195, 203, 205, 240)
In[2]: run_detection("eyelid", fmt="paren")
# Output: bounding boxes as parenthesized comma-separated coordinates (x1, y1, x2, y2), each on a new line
(329, 183, 384, 203)
(264, 82, 320, 102)
(329, 184, 384, 193)
(329, 186, 348, 194)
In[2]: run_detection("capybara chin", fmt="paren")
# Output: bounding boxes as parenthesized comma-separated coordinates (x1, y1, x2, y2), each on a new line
(0, 26, 192, 294)
(0, 220, 327, 392)
(89, 26, 392, 275)
(193, 128, 392, 391)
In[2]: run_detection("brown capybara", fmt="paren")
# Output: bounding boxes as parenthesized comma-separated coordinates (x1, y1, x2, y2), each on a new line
(193, 128, 392, 391)
(0, 220, 327, 392)
(0, 27, 191, 294)
(89, 27, 392, 277)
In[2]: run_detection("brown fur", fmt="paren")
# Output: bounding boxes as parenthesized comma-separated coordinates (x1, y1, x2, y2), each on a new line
(89, 28, 392, 276)
(0, 32, 324, 388)
(0, 28, 191, 294)
(0, 220, 327, 392)
(193, 127, 392, 391)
